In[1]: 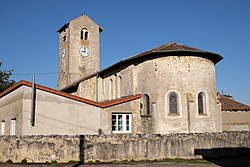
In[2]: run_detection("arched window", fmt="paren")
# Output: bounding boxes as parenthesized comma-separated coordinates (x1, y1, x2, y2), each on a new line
(198, 92, 206, 115)
(140, 94, 150, 116)
(169, 92, 178, 115)
(117, 76, 122, 98)
(81, 28, 88, 40)
(145, 95, 150, 115)
(110, 79, 113, 100)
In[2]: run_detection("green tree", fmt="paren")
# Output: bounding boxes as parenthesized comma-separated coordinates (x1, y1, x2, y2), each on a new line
(0, 62, 15, 93)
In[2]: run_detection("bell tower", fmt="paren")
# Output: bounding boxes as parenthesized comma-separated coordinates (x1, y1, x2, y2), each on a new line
(57, 14, 103, 90)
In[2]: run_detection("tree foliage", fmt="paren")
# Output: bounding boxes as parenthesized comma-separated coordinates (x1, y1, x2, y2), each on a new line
(0, 62, 15, 93)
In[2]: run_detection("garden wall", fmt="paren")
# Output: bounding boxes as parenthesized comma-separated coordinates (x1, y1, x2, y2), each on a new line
(0, 132, 249, 163)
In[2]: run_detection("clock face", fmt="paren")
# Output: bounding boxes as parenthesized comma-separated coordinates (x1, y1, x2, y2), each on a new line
(79, 47, 90, 57)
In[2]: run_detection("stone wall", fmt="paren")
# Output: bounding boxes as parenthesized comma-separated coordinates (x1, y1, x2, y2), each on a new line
(222, 111, 250, 131)
(84, 132, 250, 161)
(81, 55, 221, 134)
(0, 135, 81, 163)
(0, 132, 249, 163)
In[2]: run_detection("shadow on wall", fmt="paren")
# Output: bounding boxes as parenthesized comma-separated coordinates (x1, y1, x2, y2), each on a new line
(72, 135, 85, 167)
(195, 147, 250, 167)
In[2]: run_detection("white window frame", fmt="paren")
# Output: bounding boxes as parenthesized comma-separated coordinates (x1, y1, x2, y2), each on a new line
(197, 91, 209, 116)
(11, 118, 16, 135)
(1, 121, 5, 135)
(112, 113, 132, 133)
(165, 90, 182, 116)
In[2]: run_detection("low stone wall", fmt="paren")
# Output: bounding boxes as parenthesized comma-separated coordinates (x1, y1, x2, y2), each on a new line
(85, 132, 250, 161)
(0, 132, 249, 163)
(0, 135, 81, 163)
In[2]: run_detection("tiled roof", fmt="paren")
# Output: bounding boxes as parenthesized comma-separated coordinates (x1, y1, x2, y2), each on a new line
(147, 42, 204, 52)
(0, 80, 142, 108)
(219, 95, 250, 111)
(118, 42, 223, 64)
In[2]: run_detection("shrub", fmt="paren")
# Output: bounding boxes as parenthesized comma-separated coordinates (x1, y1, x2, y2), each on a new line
(21, 158, 28, 164)
(6, 159, 13, 164)
(51, 160, 57, 164)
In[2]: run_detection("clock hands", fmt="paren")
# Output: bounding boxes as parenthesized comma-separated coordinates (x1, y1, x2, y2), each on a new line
(80, 47, 89, 57)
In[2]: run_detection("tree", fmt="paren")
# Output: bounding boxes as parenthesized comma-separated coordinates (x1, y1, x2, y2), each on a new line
(0, 62, 15, 93)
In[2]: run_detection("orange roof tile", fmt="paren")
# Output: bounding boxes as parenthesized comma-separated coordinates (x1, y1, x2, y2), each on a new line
(219, 95, 250, 111)
(0, 80, 142, 108)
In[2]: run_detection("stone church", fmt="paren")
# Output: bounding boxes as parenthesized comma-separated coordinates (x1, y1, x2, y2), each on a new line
(0, 14, 249, 136)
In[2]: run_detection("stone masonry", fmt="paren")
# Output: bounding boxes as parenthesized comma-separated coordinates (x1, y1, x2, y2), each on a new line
(0, 132, 249, 163)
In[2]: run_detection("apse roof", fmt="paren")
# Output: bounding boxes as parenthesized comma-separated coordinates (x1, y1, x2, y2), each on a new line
(98, 41, 223, 74)
(121, 41, 223, 64)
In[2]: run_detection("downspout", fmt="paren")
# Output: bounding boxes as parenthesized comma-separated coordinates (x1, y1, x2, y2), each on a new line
(30, 74, 36, 126)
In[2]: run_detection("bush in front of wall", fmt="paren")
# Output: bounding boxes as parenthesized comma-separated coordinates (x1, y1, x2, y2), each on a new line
(21, 158, 28, 164)
(6, 159, 13, 164)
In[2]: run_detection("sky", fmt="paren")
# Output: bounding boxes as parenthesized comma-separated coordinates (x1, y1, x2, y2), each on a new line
(0, 0, 250, 105)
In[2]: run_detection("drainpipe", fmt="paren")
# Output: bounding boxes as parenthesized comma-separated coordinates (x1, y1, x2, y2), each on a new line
(30, 74, 36, 126)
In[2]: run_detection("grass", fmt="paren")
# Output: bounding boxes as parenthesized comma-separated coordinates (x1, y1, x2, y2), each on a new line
(99, 157, 211, 165)
(0, 157, 211, 166)
(162, 157, 211, 164)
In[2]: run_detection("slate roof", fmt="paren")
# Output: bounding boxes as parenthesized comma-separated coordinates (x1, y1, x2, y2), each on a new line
(219, 94, 250, 111)
(61, 42, 223, 91)
(0, 80, 142, 108)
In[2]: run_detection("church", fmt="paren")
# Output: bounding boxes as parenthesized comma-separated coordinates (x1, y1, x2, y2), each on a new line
(0, 14, 249, 136)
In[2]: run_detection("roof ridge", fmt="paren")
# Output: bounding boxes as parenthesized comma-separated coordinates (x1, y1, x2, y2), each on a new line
(151, 42, 174, 51)
(172, 42, 184, 50)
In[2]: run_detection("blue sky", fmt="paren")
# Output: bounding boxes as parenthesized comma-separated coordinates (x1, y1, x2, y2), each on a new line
(1, 0, 250, 105)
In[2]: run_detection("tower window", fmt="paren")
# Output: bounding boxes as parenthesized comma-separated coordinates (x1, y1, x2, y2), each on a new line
(81, 28, 88, 40)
